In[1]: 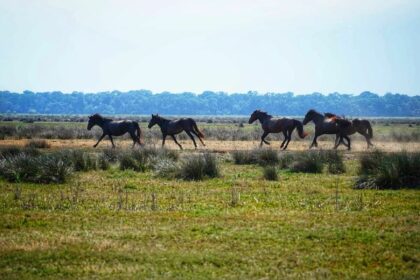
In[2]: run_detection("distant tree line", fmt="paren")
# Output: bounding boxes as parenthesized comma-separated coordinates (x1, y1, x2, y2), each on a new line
(0, 90, 419, 117)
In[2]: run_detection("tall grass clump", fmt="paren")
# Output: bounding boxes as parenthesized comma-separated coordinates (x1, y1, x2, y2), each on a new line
(232, 148, 279, 166)
(289, 151, 324, 173)
(59, 150, 97, 171)
(0, 146, 40, 159)
(0, 153, 71, 183)
(178, 153, 220, 180)
(357, 150, 420, 189)
(263, 166, 279, 181)
(324, 150, 346, 174)
(25, 139, 50, 149)
(232, 150, 257, 165)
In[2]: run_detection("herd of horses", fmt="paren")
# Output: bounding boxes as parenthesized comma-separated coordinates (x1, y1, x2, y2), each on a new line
(87, 109, 373, 150)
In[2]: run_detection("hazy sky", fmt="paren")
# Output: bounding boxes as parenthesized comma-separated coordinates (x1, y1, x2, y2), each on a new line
(0, 0, 419, 95)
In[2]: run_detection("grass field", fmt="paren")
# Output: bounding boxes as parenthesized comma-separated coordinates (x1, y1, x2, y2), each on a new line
(0, 120, 419, 279)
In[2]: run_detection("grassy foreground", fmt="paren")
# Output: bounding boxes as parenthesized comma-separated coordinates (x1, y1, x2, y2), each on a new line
(0, 155, 419, 279)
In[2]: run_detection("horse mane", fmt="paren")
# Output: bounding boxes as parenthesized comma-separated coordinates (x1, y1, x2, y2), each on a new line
(324, 112, 337, 118)
(256, 110, 272, 118)
(91, 113, 112, 122)
(153, 114, 169, 121)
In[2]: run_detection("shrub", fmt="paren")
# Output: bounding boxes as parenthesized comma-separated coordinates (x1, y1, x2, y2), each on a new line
(70, 150, 97, 171)
(178, 153, 220, 180)
(153, 158, 180, 178)
(102, 148, 121, 163)
(324, 150, 346, 174)
(232, 148, 279, 166)
(290, 152, 324, 173)
(98, 153, 110, 170)
(25, 139, 50, 149)
(0, 153, 72, 183)
(256, 148, 279, 166)
(263, 166, 278, 181)
(232, 150, 257, 165)
(119, 153, 144, 171)
(0, 146, 40, 159)
(357, 151, 420, 189)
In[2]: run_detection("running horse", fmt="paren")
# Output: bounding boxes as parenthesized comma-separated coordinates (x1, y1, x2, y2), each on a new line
(87, 113, 143, 148)
(302, 109, 348, 149)
(148, 114, 205, 150)
(325, 113, 374, 149)
(248, 110, 308, 150)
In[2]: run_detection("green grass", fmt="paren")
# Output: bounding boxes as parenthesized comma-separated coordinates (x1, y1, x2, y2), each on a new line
(0, 152, 419, 279)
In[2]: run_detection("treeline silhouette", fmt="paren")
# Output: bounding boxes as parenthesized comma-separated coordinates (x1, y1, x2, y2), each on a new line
(1, 90, 419, 116)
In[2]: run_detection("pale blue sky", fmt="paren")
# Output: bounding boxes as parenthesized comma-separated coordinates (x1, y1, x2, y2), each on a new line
(0, 0, 419, 95)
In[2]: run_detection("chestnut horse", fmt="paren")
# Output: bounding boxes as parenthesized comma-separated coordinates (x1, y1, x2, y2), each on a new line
(248, 110, 308, 150)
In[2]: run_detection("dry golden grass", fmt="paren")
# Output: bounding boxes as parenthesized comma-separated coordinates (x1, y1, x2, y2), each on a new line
(1, 138, 420, 153)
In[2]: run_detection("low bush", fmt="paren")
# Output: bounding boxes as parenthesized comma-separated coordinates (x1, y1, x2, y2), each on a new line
(178, 153, 220, 180)
(323, 150, 346, 174)
(357, 151, 420, 189)
(25, 139, 50, 149)
(0, 153, 72, 183)
(0, 146, 40, 159)
(263, 166, 278, 181)
(289, 151, 324, 173)
(232, 148, 279, 166)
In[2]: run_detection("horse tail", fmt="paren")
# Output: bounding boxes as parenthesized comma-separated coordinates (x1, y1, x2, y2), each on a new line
(192, 120, 204, 138)
(134, 122, 144, 145)
(366, 121, 373, 139)
(294, 120, 308, 138)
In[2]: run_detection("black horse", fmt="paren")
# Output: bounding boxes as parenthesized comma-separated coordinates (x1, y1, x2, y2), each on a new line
(248, 110, 307, 150)
(302, 109, 350, 149)
(148, 114, 205, 150)
(87, 113, 143, 148)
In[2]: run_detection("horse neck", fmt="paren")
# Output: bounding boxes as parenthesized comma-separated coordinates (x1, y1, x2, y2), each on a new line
(156, 117, 169, 128)
(257, 113, 271, 124)
(96, 118, 111, 128)
(312, 113, 324, 124)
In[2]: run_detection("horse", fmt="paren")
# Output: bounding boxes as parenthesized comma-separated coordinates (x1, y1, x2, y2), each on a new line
(302, 109, 350, 149)
(148, 114, 205, 150)
(87, 113, 143, 148)
(248, 110, 308, 150)
(326, 114, 374, 149)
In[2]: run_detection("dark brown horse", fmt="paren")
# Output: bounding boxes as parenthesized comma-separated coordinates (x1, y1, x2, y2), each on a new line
(148, 114, 205, 150)
(87, 113, 143, 148)
(327, 114, 374, 149)
(303, 109, 347, 149)
(248, 110, 308, 150)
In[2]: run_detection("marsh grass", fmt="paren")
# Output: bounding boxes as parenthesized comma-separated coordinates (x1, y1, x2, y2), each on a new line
(232, 148, 279, 166)
(358, 150, 420, 189)
(178, 153, 220, 180)
(263, 166, 279, 181)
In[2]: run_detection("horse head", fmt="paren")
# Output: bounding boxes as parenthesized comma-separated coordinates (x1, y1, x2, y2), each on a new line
(248, 110, 260, 124)
(87, 113, 102, 130)
(303, 109, 316, 125)
(148, 114, 159, 128)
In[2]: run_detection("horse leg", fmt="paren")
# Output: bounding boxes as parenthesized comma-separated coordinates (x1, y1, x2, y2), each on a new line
(130, 132, 137, 148)
(186, 131, 197, 149)
(260, 132, 270, 147)
(333, 134, 340, 149)
(283, 130, 292, 150)
(310, 134, 318, 149)
(280, 131, 287, 148)
(363, 132, 373, 148)
(171, 135, 183, 150)
(191, 131, 205, 146)
(93, 133, 106, 148)
(109, 135, 115, 148)
(344, 135, 351, 150)
(162, 134, 167, 147)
